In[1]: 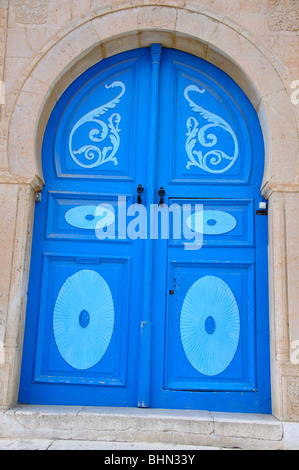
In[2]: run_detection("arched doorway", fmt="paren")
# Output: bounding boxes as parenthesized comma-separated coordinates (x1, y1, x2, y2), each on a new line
(19, 46, 271, 413)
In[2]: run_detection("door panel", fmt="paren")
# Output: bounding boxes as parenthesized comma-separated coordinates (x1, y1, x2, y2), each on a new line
(34, 255, 130, 388)
(168, 198, 255, 248)
(46, 191, 133, 243)
(164, 197, 256, 396)
(164, 261, 256, 392)
(55, 59, 140, 181)
(158, 52, 252, 188)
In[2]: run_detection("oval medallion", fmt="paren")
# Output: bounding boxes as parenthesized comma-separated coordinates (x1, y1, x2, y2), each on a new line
(64, 205, 115, 230)
(187, 210, 237, 235)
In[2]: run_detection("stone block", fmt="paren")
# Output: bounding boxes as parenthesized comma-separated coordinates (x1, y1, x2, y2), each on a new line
(211, 412, 283, 441)
(240, 0, 261, 12)
(28, 21, 99, 89)
(6, 28, 32, 58)
(283, 422, 299, 450)
(266, 0, 299, 32)
(47, 0, 72, 27)
(207, 23, 285, 106)
(139, 30, 174, 49)
(12, 0, 49, 25)
(137, 6, 177, 31)
(258, 89, 299, 185)
(285, 193, 299, 344)
(212, 0, 240, 19)
(282, 376, 299, 420)
(103, 35, 139, 59)
(0, 184, 18, 328)
(72, 0, 92, 19)
(92, 9, 138, 41)
(0, 406, 287, 449)
(176, 9, 219, 46)
(0, 439, 52, 450)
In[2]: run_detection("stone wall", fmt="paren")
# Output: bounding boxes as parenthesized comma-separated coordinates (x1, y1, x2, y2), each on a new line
(0, 0, 298, 420)
(2, 1, 299, 100)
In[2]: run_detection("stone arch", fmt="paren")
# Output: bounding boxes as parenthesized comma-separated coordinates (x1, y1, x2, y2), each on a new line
(7, 4, 299, 194)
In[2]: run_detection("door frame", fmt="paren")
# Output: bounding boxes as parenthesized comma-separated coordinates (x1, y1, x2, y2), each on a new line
(19, 45, 270, 413)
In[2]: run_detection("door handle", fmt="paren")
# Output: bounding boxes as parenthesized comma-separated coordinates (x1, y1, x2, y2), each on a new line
(158, 187, 166, 206)
(137, 184, 144, 204)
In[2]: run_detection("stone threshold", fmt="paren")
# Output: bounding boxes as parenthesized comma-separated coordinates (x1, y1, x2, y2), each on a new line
(0, 405, 292, 450)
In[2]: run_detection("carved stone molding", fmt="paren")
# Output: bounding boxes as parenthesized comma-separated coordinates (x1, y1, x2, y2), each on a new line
(262, 182, 299, 199)
(0, 172, 44, 191)
(266, 0, 299, 31)
(283, 376, 299, 420)
(14, 0, 48, 25)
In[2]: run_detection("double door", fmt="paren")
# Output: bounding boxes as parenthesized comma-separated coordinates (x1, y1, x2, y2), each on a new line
(19, 46, 271, 413)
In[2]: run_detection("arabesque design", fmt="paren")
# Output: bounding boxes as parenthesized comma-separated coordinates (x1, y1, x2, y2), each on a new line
(184, 85, 239, 174)
(69, 81, 125, 169)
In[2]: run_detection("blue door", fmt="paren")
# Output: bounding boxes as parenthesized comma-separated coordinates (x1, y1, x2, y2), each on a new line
(19, 48, 153, 407)
(19, 47, 271, 413)
(151, 49, 271, 413)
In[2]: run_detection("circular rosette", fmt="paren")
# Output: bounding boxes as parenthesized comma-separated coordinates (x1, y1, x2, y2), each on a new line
(64, 205, 115, 230)
(187, 210, 237, 235)
(53, 270, 114, 370)
(180, 276, 240, 376)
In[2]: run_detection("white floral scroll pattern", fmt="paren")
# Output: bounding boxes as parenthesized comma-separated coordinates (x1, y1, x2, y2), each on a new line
(184, 85, 239, 174)
(69, 81, 125, 169)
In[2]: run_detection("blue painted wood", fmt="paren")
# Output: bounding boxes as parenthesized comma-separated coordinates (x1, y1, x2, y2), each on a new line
(19, 47, 271, 413)
(168, 199, 255, 248)
(151, 48, 271, 413)
(137, 44, 162, 408)
(19, 48, 153, 407)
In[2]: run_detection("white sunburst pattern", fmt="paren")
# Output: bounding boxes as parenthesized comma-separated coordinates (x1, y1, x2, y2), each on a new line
(53, 269, 114, 370)
(180, 275, 240, 376)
